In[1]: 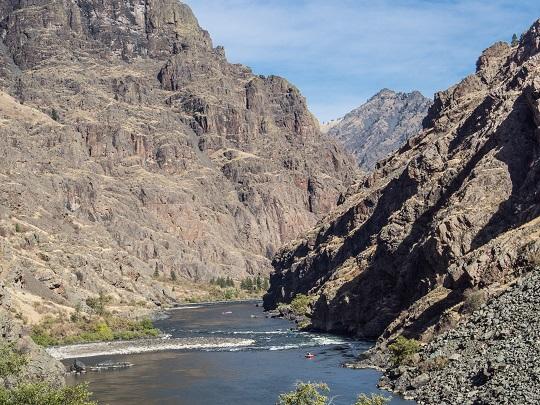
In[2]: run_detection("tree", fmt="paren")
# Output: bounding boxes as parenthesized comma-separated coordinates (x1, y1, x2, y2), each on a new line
(86, 291, 111, 316)
(70, 301, 83, 322)
(256, 275, 262, 290)
(277, 382, 329, 405)
(50, 108, 60, 121)
(263, 277, 270, 290)
(226, 276, 234, 287)
(170, 270, 177, 282)
(511, 33, 519, 46)
(388, 336, 420, 366)
(153, 268, 159, 279)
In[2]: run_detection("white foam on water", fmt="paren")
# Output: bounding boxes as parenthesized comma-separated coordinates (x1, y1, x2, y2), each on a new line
(46, 338, 256, 360)
(230, 330, 288, 335)
(311, 336, 349, 345)
(186, 329, 289, 336)
(168, 305, 204, 310)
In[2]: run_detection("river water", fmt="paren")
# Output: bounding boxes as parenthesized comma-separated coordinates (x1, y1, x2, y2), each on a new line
(64, 301, 413, 405)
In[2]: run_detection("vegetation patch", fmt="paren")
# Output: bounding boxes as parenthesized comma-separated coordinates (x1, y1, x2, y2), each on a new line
(278, 382, 329, 405)
(31, 315, 159, 347)
(388, 336, 420, 366)
(182, 276, 270, 303)
(354, 393, 391, 405)
(278, 294, 314, 318)
(31, 293, 159, 347)
(277, 382, 390, 405)
(0, 341, 96, 404)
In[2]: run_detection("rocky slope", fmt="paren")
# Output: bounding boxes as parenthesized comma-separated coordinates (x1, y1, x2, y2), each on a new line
(265, 19, 540, 347)
(0, 0, 356, 319)
(382, 270, 540, 404)
(323, 89, 432, 171)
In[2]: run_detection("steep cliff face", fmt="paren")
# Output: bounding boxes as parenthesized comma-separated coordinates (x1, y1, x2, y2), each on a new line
(265, 20, 540, 341)
(323, 89, 432, 171)
(0, 0, 356, 315)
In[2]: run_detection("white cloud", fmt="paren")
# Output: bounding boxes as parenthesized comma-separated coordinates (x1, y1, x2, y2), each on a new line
(186, 0, 539, 121)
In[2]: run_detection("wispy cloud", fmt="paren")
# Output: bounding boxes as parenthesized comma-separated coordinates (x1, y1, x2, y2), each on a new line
(186, 0, 539, 121)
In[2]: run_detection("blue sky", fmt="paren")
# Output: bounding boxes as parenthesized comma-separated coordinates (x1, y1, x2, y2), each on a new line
(186, 0, 539, 122)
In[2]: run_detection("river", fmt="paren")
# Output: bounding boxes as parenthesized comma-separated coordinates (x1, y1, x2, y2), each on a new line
(64, 301, 413, 405)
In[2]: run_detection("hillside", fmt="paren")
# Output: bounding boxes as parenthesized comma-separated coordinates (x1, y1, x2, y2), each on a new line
(0, 0, 357, 318)
(265, 19, 540, 347)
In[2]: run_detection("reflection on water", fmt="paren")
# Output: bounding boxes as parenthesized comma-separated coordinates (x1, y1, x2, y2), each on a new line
(65, 301, 414, 405)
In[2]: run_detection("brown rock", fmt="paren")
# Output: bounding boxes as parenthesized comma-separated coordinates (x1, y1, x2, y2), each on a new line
(265, 18, 540, 343)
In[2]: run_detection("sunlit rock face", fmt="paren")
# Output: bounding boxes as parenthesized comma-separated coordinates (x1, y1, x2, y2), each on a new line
(0, 0, 357, 311)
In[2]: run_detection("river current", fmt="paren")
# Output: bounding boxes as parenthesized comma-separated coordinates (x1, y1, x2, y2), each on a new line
(64, 301, 413, 405)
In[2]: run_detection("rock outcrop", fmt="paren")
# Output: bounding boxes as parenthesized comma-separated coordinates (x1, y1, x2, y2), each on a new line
(265, 19, 540, 345)
(0, 0, 356, 315)
(323, 89, 432, 171)
(383, 271, 540, 404)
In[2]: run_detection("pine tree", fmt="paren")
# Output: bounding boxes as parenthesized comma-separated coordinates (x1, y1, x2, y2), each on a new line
(511, 33, 519, 46)
(50, 108, 60, 121)
(256, 275, 262, 291)
(170, 270, 177, 282)
(226, 276, 234, 287)
(263, 277, 270, 290)
(216, 277, 225, 288)
(153, 268, 159, 279)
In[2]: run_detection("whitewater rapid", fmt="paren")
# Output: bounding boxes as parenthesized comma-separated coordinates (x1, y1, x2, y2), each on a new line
(47, 337, 256, 360)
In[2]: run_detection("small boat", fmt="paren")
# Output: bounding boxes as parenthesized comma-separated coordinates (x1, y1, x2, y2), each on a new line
(305, 352, 315, 359)
(222, 311, 233, 315)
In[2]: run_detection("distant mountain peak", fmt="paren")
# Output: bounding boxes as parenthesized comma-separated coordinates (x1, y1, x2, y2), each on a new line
(323, 89, 432, 170)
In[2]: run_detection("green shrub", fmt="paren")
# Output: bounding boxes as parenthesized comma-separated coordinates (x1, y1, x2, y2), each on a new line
(0, 342, 96, 404)
(0, 343, 27, 379)
(354, 393, 390, 405)
(70, 302, 83, 322)
(14, 223, 22, 233)
(31, 315, 160, 347)
(85, 292, 112, 316)
(277, 382, 329, 405)
(290, 294, 312, 316)
(0, 382, 96, 405)
(50, 108, 60, 122)
(388, 336, 420, 366)
(30, 328, 59, 347)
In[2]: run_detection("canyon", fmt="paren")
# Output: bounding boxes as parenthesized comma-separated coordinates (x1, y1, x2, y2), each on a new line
(0, 0, 359, 319)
